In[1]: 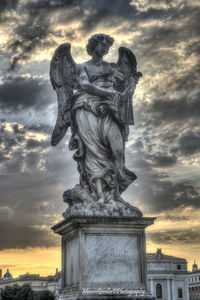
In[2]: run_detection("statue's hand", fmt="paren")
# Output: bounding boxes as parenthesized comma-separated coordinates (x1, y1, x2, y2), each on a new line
(110, 92, 123, 112)
(114, 69, 125, 82)
(134, 71, 142, 83)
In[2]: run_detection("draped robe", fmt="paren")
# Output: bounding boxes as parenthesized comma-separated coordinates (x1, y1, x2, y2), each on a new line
(71, 64, 137, 194)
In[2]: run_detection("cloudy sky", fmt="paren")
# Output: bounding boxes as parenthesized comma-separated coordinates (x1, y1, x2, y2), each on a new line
(0, 0, 200, 277)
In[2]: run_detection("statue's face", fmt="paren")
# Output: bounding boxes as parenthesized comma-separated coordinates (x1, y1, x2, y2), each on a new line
(93, 39, 109, 57)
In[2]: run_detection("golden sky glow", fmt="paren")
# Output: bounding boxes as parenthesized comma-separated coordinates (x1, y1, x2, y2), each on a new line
(0, 247, 61, 278)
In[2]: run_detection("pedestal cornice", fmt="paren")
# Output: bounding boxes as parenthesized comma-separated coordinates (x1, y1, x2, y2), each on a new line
(52, 216, 156, 236)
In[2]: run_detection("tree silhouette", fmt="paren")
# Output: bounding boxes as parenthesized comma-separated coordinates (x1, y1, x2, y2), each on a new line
(0, 284, 55, 300)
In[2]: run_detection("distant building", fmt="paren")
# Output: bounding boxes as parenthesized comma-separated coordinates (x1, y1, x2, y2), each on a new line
(147, 249, 189, 300)
(0, 270, 2, 280)
(188, 261, 200, 300)
(46, 268, 61, 296)
(0, 270, 48, 291)
(1, 269, 13, 281)
(0, 268, 61, 298)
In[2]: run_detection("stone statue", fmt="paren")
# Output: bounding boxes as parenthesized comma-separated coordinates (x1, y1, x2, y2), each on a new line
(50, 34, 142, 218)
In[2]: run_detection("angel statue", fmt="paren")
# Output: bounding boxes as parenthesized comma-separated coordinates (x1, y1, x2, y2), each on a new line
(50, 33, 143, 218)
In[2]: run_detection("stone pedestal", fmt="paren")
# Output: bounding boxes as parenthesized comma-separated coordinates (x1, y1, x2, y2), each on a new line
(52, 216, 155, 300)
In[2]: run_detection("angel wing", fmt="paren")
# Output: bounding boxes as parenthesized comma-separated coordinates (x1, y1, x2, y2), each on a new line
(117, 46, 142, 83)
(50, 43, 78, 146)
(112, 47, 143, 141)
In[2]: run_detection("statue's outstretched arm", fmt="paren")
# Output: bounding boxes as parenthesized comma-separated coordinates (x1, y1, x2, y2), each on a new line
(77, 65, 120, 98)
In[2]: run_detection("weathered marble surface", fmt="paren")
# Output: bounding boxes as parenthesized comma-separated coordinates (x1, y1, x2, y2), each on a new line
(50, 34, 142, 218)
(83, 234, 140, 284)
(52, 216, 155, 300)
(63, 191, 143, 218)
(65, 237, 79, 286)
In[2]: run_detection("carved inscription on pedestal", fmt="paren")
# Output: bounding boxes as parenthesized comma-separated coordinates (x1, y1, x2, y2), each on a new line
(83, 234, 140, 285)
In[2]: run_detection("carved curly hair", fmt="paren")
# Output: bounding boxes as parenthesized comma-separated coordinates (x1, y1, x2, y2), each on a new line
(86, 34, 114, 56)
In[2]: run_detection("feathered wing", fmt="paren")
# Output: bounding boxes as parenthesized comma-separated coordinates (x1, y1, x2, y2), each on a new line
(116, 46, 142, 82)
(114, 47, 142, 141)
(50, 43, 77, 146)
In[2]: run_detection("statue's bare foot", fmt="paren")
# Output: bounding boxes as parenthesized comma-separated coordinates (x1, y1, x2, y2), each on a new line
(97, 197, 105, 205)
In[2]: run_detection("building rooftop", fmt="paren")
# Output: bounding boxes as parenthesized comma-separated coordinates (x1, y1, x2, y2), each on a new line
(18, 273, 47, 280)
(2, 269, 13, 280)
(147, 249, 186, 262)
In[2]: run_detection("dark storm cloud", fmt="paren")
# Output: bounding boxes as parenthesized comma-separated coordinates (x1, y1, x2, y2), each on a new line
(179, 131, 200, 156)
(25, 123, 52, 134)
(136, 4, 200, 59)
(24, 0, 76, 10)
(0, 161, 73, 250)
(79, 0, 137, 31)
(0, 0, 19, 17)
(148, 227, 200, 245)
(168, 65, 200, 93)
(127, 148, 200, 213)
(0, 220, 59, 250)
(23, 0, 173, 23)
(131, 139, 177, 168)
(127, 0, 200, 212)
(0, 77, 53, 113)
(131, 133, 175, 164)
(12, 123, 25, 135)
(8, 17, 54, 70)
(133, 90, 200, 163)
(3, 0, 181, 69)
(0, 120, 69, 174)
(5, 151, 25, 173)
(6, 0, 80, 69)
(132, 2, 200, 130)
(0, 152, 8, 163)
(141, 178, 200, 213)
(73, 0, 175, 31)
(134, 71, 200, 131)
(25, 151, 40, 168)
(151, 154, 177, 167)
(26, 138, 49, 149)
(133, 139, 143, 149)
(0, 121, 46, 173)
(0, 121, 51, 157)
(143, 94, 200, 123)
(0, 120, 76, 250)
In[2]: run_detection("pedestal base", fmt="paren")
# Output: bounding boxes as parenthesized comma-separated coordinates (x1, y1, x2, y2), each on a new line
(58, 295, 154, 300)
(52, 216, 155, 300)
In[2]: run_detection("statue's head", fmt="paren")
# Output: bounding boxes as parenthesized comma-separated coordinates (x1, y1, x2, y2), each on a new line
(86, 34, 114, 57)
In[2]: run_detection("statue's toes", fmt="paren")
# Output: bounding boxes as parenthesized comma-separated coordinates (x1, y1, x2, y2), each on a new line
(97, 197, 105, 205)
